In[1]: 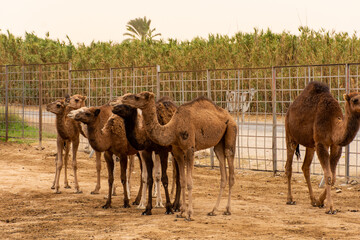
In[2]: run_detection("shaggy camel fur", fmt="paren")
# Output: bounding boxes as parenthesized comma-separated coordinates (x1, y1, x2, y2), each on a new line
(112, 97, 181, 215)
(69, 104, 139, 208)
(121, 92, 237, 220)
(285, 81, 360, 214)
(46, 95, 85, 193)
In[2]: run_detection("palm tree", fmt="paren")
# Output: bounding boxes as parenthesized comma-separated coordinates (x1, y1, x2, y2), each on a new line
(123, 16, 161, 42)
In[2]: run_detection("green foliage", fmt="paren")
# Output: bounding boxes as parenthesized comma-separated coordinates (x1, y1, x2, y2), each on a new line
(123, 16, 161, 42)
(1, 27, 360, 69)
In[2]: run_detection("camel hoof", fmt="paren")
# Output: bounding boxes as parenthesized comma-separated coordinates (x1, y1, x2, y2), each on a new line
(74, 190, 83, 194)
(165, 209, 174, 215)
(223, 211, 231, 216)
(132, 200, 140, 205)
(64, 185, 71, 189)
(318, 204, 325, 208)
(286, 201, 296, 205)
(184, 217, 194, 222)
(207, 212, 216, 216)
(155, 203, 164, 208)
(55, 190, 61, 194)
(123, 203, 131, 208)
(51, 186, 55, 190)
(325, 210, 337, 215)
(102, 203, 111, 209)
(91, 191, 99, 195)
(176, 214, 185, 218)
(142, 210, 152, 215)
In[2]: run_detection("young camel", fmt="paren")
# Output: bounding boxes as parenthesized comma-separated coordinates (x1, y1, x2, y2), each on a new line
(112, 97, 181, 215)
(46, 95, 86, 194)
(121, 91, 237, 221)
(285, 81, 360, 214)
(69, 104, 139, 208)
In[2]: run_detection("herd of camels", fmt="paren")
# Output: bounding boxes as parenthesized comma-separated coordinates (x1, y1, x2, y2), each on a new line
(46, 81, 360, 220)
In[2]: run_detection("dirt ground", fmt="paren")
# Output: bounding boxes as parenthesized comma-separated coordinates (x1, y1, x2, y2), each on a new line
(1, 141, 360, 240)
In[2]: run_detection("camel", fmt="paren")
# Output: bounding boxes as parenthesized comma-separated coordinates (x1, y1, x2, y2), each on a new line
(285, 81, 360, 214)
(112, 96, 181, 215)
(46, 94, 86, 194)
(121, 91, 237, 221)
(68, 104, 139, 208)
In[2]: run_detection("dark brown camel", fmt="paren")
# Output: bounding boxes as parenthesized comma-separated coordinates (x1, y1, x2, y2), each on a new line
(46, 95, 85, 194)
(285, 81, 360, 214)
(121, 92, 237, 221)
(68, 104, 140, 208)
(112, 96, 181, 215)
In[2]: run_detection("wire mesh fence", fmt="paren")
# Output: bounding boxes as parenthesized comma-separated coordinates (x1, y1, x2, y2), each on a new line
(1, 63, 360, 178)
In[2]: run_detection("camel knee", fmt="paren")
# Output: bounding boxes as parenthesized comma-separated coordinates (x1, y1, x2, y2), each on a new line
(224, 148, 235, 158)
(229, 175, 235, 188)
(187, 183, 193, 191)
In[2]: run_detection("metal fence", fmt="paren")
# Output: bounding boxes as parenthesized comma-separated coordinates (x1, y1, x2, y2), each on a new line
(1, 63, 360, 178)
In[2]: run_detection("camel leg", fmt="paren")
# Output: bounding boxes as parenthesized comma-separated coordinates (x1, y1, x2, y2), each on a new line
(137, 152, 148, 209)
(330, 145, 342, 186)
(71, 139, 82, 193)
(224, 145, 235, 215)
(173, 148, 187, 219)
(170, 154, 176, 199)
(133, 154, 143, 205)
(142, 150, 154, 215)
(91, 151, 102, 194)
(285, 141, 296, 205)
(172, 157, 181, 212)
(63, 141, 71, 189)
(185, 148, 195, 221)
(51, 154, 58, 189)
(153, 153, 164, 208)
(126, 154, 135, 199)
(159, 151, 173, 214)
(112, 156, 118, 196)
(208, 141, 227, 216)
(119, 155, 130, 208)
(54, 137, 64, 194)
(316, 143, 336, 214)
(102, 151, 114, 209)
(301, 147, 317, 206)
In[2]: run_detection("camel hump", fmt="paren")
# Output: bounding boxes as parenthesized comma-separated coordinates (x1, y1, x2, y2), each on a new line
(306, 81, 330, 94)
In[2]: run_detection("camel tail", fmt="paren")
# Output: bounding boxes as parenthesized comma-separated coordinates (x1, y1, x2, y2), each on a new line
(295, 144, 301, 161)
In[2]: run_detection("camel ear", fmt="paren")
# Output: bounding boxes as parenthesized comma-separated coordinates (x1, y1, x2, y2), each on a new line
(65, 94, 70, 103)
(94, 109, 101, 116)
(142, 92, 154, 100)
(343, 94, 351, 102)
(81, 96, 87, 101)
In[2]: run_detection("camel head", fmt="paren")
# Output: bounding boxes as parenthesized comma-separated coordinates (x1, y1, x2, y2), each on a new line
(66, 94, 87, 109)
(112, 104, 137, 118)
(344, 92, 360, 115)
(46, 98, 68, 114)
(121, 91, 155, 109)
(71, 107, 101, 124)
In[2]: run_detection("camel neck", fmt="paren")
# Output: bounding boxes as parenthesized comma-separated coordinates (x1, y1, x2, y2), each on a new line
(56, 112, 70, 140)
(336, 112, 360, 146)
(123, 110, 147, 150)
(141, 99, 175, 147)
(87, 119, 110, 152)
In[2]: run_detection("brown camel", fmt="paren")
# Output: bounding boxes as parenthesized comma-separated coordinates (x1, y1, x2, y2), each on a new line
(121, 92, 237, 220)
(46, 95, 86, 194)
(68, 104, 139, 208)
(112, 96, 181, 215)
(285, 81, 360, 214)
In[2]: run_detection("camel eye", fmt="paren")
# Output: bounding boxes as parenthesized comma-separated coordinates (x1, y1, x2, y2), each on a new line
(85, 112, 91, 116)
(56, 104, 61, 108)
(353, 99, 359, 104)
(75, 99, 79, 102)
(135, 96, 139, 100)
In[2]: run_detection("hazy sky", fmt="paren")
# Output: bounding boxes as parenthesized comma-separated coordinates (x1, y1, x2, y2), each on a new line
(1, 0, 360, 45)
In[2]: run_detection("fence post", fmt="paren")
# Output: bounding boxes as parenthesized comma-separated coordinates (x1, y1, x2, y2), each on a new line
(68, 62, 72, 95)
(156, 65, 161, 99)
(272, 67, 277, 174)
(5, 65, 9, 142)
(38, 65, 43, 149)
(110, 68, 113, 100)
(345, 64, 350, 181)
(22, 65, 25, 138)
(206, 69, 215, 169)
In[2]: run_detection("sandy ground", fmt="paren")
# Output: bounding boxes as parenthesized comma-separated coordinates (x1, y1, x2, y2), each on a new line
(1, 141, 360, 240)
